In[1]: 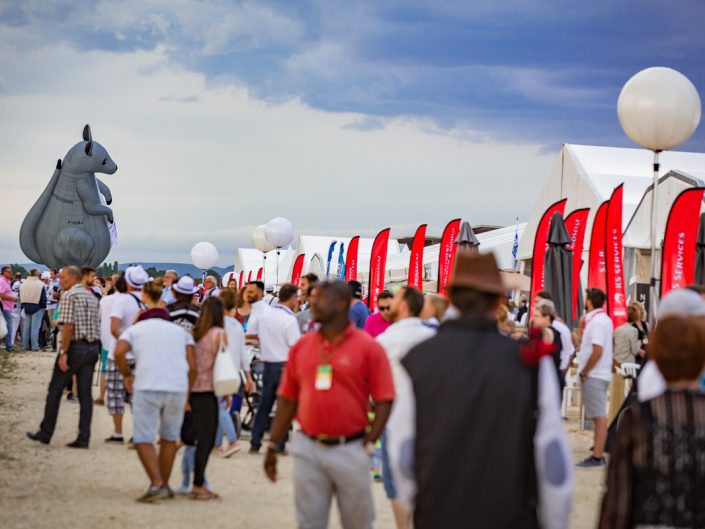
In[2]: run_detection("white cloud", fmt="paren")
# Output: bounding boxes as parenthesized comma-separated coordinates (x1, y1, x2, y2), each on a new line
(0, 41, 553, 266)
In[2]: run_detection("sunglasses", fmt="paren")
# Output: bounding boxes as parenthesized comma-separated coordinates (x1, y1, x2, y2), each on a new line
(379, 306, 391, 311)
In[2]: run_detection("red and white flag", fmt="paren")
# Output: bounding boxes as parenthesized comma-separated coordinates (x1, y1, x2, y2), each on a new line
(408, 224, 427, 290)
(661, 187, 705, 296)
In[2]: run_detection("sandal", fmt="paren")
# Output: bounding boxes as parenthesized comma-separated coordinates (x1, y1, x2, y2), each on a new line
(189, 490, 220, 501)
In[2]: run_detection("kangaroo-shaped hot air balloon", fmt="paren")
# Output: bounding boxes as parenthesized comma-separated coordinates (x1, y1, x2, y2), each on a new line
(19, 125, 118, 268)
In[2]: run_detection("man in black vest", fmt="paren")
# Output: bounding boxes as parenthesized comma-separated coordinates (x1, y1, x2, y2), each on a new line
(398, 252, 572, 529)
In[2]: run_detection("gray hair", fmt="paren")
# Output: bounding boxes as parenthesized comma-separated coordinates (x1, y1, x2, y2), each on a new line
(535, 298, 556, 319)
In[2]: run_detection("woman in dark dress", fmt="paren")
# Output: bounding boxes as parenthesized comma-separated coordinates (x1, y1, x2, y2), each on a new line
(599, 315, 705, 528)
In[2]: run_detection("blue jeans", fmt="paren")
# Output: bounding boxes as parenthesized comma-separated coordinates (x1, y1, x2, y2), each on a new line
(251, 362, 286, 451)
(2, 309, 13, 349)
(181, 445, 210, 490)
(215, 396, 237, 447)
(22, 308, 45, 351)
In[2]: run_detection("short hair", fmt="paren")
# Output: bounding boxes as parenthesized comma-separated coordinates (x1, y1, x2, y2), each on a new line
(627, 303, 641, 323)
(165, 269, 178, 278)
(205, 275, 216, 284)
(142, 281, 162, 303)
(302, 273, 319, 284)
(651, 316, 705, 382)
(449, 286, 501, 316)
(29, 268, 38, 277)
(220, 288, 238, 311)
(401, 286, 424, 317)
(426, 294, 450, 319)
(377, 290, 393, 302)
(348, 280, 363, 299)
(586, 288, 606, 309)
(535, 290, 552, 301)
(320, 280, 352, 307)
(1, 266, 11, 274)
(64, 266, 81, 280)
(278, 283, 299, 303)
(535, 299, 556, 320)
(81, 267, 95, 277)
(248, 281, 265, 292)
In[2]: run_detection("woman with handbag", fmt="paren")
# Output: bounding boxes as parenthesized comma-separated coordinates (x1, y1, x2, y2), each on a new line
(190, 297, 228, 501)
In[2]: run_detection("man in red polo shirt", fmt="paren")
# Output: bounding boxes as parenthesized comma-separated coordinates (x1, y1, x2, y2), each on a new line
(264, 281, 394, 529)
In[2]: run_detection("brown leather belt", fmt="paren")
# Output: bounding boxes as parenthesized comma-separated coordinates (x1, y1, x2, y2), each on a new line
(303, 431, 366, 446)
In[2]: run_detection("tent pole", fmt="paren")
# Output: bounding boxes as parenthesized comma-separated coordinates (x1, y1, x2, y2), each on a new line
(648, 150, 661, 323)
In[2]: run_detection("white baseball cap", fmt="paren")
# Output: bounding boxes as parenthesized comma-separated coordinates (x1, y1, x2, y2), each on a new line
(173, 275, 199, 295)
(125, 265, 149, 289)
(657, 288, 705, 319)
(41, 271, 51, 280)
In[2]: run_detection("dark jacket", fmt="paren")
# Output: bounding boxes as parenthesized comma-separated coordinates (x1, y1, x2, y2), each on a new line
(401, 316, 539, 529)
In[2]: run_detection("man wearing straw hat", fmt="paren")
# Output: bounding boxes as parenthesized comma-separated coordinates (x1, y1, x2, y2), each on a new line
(391, 252, 572, 529)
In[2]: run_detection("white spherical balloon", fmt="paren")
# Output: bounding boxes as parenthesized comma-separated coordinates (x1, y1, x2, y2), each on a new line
(191, 242, 219, 270)
(252, 224, 276, 253)
(618, 67, 701, 151)
(265, 217, 295, 248)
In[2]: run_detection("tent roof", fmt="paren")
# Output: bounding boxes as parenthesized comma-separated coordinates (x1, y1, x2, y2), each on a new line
(517, 144, 705, 260)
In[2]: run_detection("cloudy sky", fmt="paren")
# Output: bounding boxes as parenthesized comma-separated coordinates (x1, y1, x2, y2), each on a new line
(1, 0, 704, 266)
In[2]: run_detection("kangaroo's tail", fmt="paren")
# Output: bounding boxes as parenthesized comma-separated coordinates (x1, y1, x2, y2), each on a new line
(19, 160, 63, 263)
(53, 226, 95, 267)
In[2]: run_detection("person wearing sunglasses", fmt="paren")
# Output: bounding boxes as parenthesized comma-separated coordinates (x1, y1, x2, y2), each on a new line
(364, 290, 394, 338)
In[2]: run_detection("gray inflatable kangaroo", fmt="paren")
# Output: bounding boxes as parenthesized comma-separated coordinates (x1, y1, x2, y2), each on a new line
(19, 125, 118, 268)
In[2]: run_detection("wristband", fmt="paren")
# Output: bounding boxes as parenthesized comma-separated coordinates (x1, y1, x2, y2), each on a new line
(266, 441, 280, 452)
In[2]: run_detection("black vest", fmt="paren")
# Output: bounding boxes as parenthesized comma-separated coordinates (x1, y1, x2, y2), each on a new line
(402, 316, 539, 529)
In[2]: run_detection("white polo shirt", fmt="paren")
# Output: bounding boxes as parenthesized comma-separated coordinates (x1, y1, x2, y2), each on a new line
(119, 319, 194, 392)
(248, 304, 300, 363)
(552, 319, 575, 371)
(578, 309, 614, 382)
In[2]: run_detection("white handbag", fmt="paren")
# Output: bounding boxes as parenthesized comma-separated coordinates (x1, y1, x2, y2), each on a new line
(0, 314, 7, 340)
(213, 332, 241, 396)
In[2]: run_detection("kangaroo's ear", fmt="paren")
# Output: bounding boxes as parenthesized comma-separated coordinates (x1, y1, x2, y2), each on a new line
(56, 159, 62, 170)
(85, 141, 93, 156)
(83, 124, 92, 142)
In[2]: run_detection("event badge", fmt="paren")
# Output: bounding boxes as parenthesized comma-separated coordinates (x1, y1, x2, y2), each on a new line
(315, 364, 333, 391)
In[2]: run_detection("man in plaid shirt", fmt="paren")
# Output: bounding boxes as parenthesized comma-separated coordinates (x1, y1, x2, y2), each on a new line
(27, 266, 101, 448)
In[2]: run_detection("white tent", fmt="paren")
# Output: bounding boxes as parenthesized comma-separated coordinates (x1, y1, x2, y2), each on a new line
(234, 248, 295, 286)
(357, 223, 526, 283)
(519, 145, 705, 252)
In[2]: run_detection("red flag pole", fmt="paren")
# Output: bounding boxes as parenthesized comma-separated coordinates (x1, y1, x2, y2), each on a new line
(368, 228, 391, 309)
(660, 187, 705, 296)
(529, 199, 567, 313)
(605, 185, 627, 327)
(345, 236, 360, 283)
(564, 208, 590, 321)
(437, 219, 461, 296)
(407, 224, 427, 290)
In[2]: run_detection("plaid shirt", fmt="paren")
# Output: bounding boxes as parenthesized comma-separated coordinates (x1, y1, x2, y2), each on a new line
(57, 284, 100, 342)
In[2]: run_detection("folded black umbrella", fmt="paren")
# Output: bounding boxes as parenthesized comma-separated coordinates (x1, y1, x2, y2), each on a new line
(544, 212, 574, 328)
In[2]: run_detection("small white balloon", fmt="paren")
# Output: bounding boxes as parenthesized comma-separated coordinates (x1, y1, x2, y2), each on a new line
(618, 67, 701, 151)
(265, 217, 295, 248)
(252, 224, 276, 253)
(191, 242, 219, 270)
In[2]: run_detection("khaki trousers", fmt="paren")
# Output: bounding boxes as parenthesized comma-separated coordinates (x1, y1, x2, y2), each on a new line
(291, 431, 374, 529)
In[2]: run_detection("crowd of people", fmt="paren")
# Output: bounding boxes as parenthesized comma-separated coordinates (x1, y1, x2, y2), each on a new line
(6, 250, 705, 527)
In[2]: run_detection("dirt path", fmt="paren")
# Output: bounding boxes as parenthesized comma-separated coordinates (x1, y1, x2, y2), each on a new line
(0, 350, 603, 528)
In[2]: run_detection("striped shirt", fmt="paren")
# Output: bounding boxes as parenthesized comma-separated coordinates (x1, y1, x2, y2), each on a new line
(57, 284, 100, 342)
